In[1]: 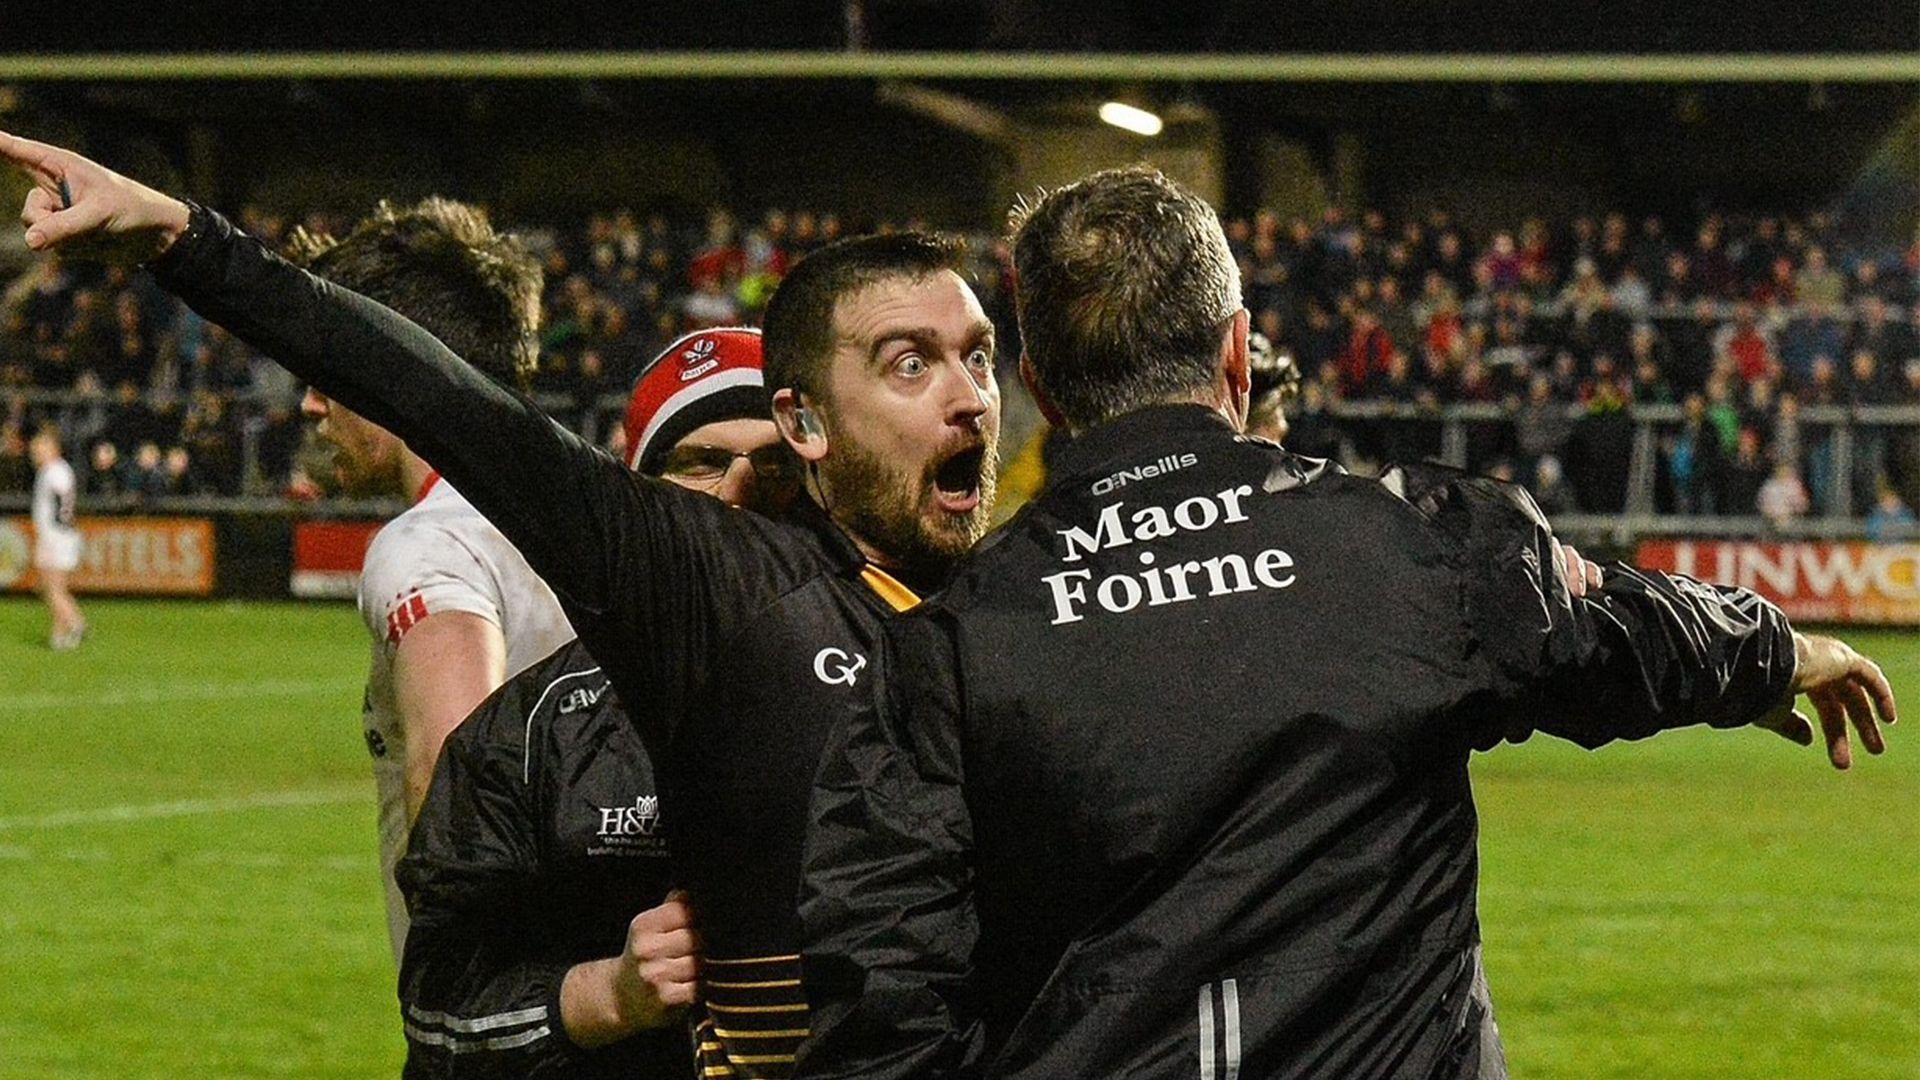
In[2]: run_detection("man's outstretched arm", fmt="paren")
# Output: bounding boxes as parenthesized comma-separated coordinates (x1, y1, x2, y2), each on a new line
(1, 130, 766, 742)
(1423, 470, 1897, 765)
(0, 129, 703, 618)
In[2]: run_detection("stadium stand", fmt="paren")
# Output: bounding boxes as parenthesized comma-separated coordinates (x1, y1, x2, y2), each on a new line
(5, 201, 1920, 524)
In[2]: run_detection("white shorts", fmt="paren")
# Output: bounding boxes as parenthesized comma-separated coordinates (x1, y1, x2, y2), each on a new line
(33, 530, 82, 573)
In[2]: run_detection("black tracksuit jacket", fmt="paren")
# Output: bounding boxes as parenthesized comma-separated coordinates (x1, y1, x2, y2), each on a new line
(397, 640, 686, 1078)
(152, 205, 924, 1078)
(797, 405, 1797, 1080)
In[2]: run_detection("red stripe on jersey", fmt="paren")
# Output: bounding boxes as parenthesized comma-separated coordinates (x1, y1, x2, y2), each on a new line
(385, 590, 432, 645)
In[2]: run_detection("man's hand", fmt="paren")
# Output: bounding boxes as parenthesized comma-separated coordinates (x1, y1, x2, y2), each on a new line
(612, 891, 700, 1027)
(0, 130, 190, 263)
(560, 891, 700, 1048)
(1754, 632, 1897, 770)
(1554, 539, 1604, 599)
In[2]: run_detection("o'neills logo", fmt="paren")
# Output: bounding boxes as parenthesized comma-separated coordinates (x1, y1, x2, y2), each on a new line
(1092, 453, 1198, 496)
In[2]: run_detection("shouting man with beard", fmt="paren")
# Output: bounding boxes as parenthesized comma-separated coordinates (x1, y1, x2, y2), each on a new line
(1, 129, 999, 1080)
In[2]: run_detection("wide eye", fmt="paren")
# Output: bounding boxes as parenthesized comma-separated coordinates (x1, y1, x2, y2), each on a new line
(895, 354, 928, 378)
(966, 348, 994, 375)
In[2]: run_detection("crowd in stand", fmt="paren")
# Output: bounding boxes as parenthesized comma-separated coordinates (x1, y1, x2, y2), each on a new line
(1233, 207, 1920, 523)
(3, 199, 1920, 525)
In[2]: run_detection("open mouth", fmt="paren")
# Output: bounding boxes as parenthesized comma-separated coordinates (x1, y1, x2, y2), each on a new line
(931, 444, 986, 514)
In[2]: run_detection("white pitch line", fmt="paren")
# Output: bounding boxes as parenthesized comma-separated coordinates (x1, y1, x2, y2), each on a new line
(0, 678, 356, 713)
(0, 844, 366, 872)
(0, 788, 363, 832)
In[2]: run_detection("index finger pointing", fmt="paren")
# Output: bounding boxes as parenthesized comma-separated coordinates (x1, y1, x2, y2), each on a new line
(0, 131, 66, 185)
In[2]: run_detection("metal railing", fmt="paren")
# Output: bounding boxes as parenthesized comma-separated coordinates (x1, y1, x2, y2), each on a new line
(13, 386, 1920, 543)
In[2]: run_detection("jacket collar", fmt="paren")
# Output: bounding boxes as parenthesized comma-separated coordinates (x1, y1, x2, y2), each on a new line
(1051, 404, 1238, 484)
(785, 491, 940, 603)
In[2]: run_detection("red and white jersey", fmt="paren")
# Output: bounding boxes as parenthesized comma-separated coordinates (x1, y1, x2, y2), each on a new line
(356, 473, 574, 959)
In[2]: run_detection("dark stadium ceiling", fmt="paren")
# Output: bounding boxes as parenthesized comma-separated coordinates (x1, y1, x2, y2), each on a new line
(25, 77, 1913, 136)
(6, 0, 1919, 53)
(17, 76, 1911, 222)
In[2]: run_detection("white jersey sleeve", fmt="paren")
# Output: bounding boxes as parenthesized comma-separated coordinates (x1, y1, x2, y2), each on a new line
(354, 478, 575, 962)
(356, 515, 505, 653)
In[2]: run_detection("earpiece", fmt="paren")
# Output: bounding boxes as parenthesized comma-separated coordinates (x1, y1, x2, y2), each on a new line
(794, 406, 825, 443)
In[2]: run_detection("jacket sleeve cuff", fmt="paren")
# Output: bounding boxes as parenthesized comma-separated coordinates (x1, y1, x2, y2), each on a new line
(146, 200, 219, 284)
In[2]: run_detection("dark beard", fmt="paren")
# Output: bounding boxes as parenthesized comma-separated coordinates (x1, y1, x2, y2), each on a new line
(819, 433, 999, 584)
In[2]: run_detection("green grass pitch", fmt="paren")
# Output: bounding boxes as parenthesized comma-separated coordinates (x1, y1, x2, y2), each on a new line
(1, 598, 1914, 1078)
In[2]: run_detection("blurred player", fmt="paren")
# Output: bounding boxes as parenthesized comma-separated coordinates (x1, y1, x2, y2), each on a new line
(292, 200, 575, 960)
(3, 131, 999, 1079)
(28, 424, 84, 649)
(399, 328, 797, 1077)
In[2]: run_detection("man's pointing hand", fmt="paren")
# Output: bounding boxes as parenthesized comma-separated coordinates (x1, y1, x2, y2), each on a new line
(0, 130, 189, 263)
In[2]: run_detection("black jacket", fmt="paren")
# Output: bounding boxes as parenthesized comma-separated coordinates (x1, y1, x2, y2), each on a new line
(152, 206, 925, 1078)
(798, 405, 1796, 1080)
(397, 640, 686, 1078)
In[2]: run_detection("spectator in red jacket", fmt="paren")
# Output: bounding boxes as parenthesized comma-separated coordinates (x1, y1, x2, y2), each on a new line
(1337, 306, 1395, 397)
(1719, 305, 1777, 383)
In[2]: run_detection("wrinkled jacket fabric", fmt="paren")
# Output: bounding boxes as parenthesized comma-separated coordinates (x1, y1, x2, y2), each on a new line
(799, 405, 1795, 1080)
(397, 641, 686, 1077)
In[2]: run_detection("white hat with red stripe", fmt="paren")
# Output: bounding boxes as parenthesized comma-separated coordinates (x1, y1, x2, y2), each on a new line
(623, 327, 767, 474)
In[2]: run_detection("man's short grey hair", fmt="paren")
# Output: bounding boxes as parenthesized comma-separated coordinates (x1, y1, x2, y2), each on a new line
(1008, 165, 1242, 430)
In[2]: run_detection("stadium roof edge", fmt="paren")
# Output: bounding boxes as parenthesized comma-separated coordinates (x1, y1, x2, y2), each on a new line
(4, 51, 1920, 82)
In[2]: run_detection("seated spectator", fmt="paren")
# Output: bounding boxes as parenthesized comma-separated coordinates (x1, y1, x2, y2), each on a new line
(1666, 393, 1725, 514)
(1722, 428, 1770, 515)
(103, 380, 160, 449)
(1477, 232, 1523, 290)
(1659, 249, 1697, 304)
(1280, 377, 1343, 461)
(1455, 356, 1499, 403)
(1693, 223, 1737, 298)
(1716, 305, 1776, 383)
(1847, 295, 1911, 362)
(1742, 376, 1778, 435)
(1795, 246, 1846, 311)
(1610, 265, 1654, 320)
(1632, 355, 1675, 404)
(161, 446, 196, 496)
(124, 442, 168, 500)
(1777, 311, 1844, 384)
(1514, 372, 1573, 468)
(1757, 462, 1812, 528)
(1865, 487, 1918, 541)
(682, 276, 740, 329)
(251, 405, 303, 494)
(1374, 275, 1419, 354)
(84, 440, 124, 497)
(1850, 350, 1900, 405)
(1531, 454, 1579, 516)
(1559, 257, 1609, 317)
(1336, 307, 1394, 397)
(1801, 354, 1844, 405)
(1481, 313, 1532, 370)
